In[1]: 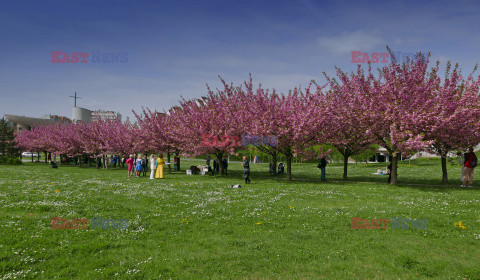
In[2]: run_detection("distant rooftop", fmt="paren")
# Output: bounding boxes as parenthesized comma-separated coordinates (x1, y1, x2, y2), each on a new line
(4, 114, 71, 132)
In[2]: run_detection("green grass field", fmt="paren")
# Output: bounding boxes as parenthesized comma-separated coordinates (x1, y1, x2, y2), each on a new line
(1, 159, 479, 279)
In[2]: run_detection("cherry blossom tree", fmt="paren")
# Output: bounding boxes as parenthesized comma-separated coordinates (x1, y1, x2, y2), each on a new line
(167, 78, 247, 175)
(97, 119, 138, 156)
(364, 51, 438, 184)
(15, 50, 480, 185)
(321, 65, 376, 179)
(231, 78, 282, 174)
(422, 61, 480, 183)
(248, 84, 325, 180)
(133, 108, 183, 172)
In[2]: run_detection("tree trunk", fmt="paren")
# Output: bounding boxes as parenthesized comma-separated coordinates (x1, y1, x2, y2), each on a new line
(44, 152, 47, 164)
(343, 154, 349, 180)
(390, 155, 398, 185)
(286, 154, 292, 180)
(175, 151, 180, 171)
(167, 152, 171, 173)
(441, 156, 448, 183)
(272, 153, 277, 175)
(216, 152, 224, 175)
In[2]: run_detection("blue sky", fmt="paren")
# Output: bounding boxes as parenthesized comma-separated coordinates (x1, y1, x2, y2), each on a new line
(1, 0, 480, 121)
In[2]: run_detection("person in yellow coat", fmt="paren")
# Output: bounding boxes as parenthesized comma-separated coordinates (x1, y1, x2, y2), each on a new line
(155, 153, 165, 178)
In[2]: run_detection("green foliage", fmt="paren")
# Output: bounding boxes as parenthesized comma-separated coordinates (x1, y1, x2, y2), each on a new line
(351, 145, 380, 164)
(320, 144, 343, 163)
(3, 157, 22, 165)
(0, 118, 20, 164)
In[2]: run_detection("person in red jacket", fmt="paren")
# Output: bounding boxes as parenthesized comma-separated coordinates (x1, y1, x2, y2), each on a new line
(125, 154, 134, 179)
(462, 148, 477, 187)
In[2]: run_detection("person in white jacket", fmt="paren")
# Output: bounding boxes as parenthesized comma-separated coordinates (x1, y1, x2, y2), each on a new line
(149, 154, 156, 179)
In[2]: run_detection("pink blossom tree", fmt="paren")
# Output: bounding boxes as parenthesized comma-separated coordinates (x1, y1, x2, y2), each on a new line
(422, 61, 480, 183)
(365, 51, 438, 184)
(321, 65, 376, 179)
(133, 108, 183, 172)
(97, 119, 138, 156)
(167, 78, 247, 175)
(247, 83, 325, 180)
(229, 78, 283, 174)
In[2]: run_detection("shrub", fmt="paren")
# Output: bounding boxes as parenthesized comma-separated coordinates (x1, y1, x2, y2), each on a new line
(1, 157, 22, 165)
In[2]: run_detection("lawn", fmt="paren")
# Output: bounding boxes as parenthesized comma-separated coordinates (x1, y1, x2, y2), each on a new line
(0, 158, 479, 279)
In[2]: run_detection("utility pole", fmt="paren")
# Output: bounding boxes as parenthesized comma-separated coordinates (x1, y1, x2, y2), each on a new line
(69, 92, 81, 107)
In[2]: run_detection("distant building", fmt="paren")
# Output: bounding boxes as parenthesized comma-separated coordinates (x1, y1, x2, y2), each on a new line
(367, 146, 480, 163)
(72, 107, 92, 123)
(4, 114, 71, 133)
(72, 107, 122, 123)
(90, 110, 122, 122)
(6, 106, 122, 132)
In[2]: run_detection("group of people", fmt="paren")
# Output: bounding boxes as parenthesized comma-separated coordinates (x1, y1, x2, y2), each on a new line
(268, 162, 285, 175)
(124, 153, 166, 179)
(204, 156, 229, 175)
(373, 164, 393, 183)
(95, 155, 122, 169)
(319, 156, 395, 183)
(373, 166, 391, 175)
(89, 149, 480, 187)
(93, 149, 480, 186)
(194, 155, 251, 184)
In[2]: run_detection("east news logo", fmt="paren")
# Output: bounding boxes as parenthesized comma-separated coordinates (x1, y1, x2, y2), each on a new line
(351, 217, 428, 229)
(51, 51, 128, 63)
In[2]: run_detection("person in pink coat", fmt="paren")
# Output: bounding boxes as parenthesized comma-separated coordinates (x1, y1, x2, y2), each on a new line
(125, 154, 134, 178)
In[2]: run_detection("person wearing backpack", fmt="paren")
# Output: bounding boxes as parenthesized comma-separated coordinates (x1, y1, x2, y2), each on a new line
(462, 147, 477, 187)
(318, 156, 328, 182)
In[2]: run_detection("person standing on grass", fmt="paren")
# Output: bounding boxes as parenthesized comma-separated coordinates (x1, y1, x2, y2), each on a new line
(222, 155, 228, 175)
(96, 155, 101, 169)
(155, 153, 165, 178)
(142, 155, 148, 176)
(213, 158, 219, 174)
(174, 155, 180, 171)
(278, 162, 285, 175)
(125, 154, 134, 179)
(318, 156, 328, 181)
(130, 154, 136, 177)
(457, 151, 465, 183)
(113, 155, 118, 168)
(135, 154, 143, 177)
(242, 156, 251, 183)
(149, 154, 156, 179)
(462, 148, 477, 187)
